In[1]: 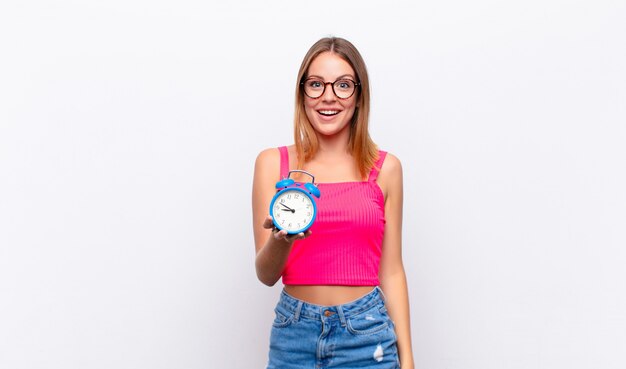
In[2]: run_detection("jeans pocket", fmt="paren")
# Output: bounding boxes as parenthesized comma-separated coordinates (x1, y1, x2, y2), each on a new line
(271, 308, 294, 328)
(346, 305, 390, 335)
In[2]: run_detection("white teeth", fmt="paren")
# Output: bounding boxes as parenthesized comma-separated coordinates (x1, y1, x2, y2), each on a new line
(319, 110, 339, 116)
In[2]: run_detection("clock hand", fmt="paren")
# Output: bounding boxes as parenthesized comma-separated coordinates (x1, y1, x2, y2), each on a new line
(279, 203, 296, 213)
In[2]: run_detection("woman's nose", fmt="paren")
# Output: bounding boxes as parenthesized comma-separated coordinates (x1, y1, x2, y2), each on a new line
(321, 83, 337, 102)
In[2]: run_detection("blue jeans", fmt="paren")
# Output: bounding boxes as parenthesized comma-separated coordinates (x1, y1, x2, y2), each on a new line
(266, 287, 400, 368)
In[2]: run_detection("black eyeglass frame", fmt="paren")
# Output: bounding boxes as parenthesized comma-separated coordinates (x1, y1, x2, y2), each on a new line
(300, 77, 361, 100)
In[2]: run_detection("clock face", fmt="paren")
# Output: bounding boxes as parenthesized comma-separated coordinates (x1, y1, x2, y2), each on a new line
(270, 187, 316, 234)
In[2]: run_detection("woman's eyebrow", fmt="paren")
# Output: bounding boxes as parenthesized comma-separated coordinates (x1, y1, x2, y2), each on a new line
(307, 74, 356, 80)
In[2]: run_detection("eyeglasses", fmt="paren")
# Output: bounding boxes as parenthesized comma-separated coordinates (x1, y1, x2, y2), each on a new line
(301, 77, 360, 99)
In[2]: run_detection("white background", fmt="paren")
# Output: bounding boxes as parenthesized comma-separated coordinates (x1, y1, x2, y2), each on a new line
(1, 1, 625, 368)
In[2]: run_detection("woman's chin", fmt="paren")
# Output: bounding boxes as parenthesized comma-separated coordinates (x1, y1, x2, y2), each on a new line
(312, 123, 351, 138)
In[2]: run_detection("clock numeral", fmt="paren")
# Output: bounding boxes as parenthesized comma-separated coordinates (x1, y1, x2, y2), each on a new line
(280, 199, 285, 204)
(307, 212, 311, 216)
(288, 223, 292, 228)
(281, 220, 285, 225)
(294, 194, 299, 199)
(305, 204, 310, 209)
(276, 213, 281, 218)
(287, 194, 292, 199)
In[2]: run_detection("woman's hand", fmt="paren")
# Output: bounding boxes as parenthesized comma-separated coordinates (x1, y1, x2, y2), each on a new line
(263, 215, 311, 244)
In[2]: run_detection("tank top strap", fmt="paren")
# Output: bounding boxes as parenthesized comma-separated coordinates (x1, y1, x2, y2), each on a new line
(368, 150, 387, 182)
(278, 146, 290, 179)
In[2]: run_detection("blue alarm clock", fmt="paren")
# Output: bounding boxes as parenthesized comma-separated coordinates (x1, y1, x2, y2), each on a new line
(269, 170, 321, 234)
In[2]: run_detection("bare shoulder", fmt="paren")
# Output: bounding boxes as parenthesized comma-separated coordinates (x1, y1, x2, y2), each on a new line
(380, 152, 403, 180)
(255, 145, 295, 170)
(378, 152, 403, 199)
(255, 147, 279, 166)
(254, 147, 280, 176)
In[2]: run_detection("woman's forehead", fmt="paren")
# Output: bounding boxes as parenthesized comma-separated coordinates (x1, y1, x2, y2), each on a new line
(307, 52, 355, 79)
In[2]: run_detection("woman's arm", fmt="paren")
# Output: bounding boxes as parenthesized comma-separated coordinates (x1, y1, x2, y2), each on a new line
(378, 154, 414, 368)
(252, 148, 308, 286)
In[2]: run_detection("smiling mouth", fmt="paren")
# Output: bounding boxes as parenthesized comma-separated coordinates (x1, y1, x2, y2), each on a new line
(318, 110, 340, 116)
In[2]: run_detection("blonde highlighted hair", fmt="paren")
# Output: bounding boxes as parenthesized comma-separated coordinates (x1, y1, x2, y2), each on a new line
(294, 37, 378, 180)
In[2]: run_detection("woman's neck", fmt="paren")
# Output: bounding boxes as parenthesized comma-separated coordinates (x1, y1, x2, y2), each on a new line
(315, 126, 351, 157)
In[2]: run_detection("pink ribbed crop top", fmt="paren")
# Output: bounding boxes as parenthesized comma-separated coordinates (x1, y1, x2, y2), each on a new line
(278, 146, 387, 286)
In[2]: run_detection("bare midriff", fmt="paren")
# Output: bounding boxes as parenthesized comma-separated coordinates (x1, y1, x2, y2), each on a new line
(283, 285, 376, 306)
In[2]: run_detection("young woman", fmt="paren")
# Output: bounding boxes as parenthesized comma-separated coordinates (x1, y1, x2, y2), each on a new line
(252, 37, 414, 369)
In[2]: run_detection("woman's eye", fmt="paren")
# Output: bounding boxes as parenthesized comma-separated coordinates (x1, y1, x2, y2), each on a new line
(308, 80, 323, 88)
(337, 81, 352, 89)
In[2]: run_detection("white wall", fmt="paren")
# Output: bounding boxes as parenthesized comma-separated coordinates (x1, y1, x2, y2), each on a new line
(1, 1, 625, 368)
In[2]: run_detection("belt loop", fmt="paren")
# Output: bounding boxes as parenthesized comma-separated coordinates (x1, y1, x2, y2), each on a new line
(337, 305, 347, 327)
(294, 301, 303, 322)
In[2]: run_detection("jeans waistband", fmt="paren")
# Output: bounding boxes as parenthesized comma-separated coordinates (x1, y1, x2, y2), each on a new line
(276, 287, 385, 325)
